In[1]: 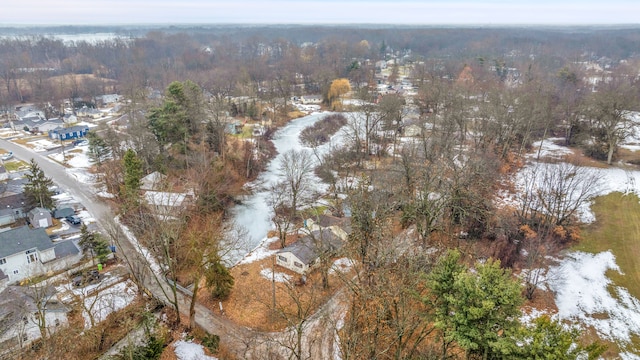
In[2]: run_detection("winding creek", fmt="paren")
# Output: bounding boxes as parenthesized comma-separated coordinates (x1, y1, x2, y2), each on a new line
(229, 111, 347, 263)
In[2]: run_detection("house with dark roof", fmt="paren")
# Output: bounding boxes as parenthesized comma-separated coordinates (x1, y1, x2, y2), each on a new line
(276, 228, 344, 275)
(52, 207, 74, 219)
(0, 285, 69, 353)
(0, 193, 27, 227)
(0, 226, 80, 286)
(48, 125, 89, 141)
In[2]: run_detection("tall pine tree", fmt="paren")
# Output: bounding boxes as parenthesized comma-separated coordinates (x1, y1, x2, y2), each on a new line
(24, 158, 54, 209)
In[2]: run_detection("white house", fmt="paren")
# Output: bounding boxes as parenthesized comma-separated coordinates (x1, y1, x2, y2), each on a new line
(300, 95, 323, 105)
(276, 228, 344, 275)
(0, 226, 81, 287)
(0, 285, 69, 354)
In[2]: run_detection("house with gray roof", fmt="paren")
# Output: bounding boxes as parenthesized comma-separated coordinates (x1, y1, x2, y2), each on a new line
(0, 226, 80, 286)
(28, 207, 52, 229)
(0, 193, 27, 227)
(0, 285, 69, 354)
(276, 228, 344, 275)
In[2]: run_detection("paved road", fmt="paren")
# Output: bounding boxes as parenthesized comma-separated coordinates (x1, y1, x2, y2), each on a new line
(0, 139, 111, 229)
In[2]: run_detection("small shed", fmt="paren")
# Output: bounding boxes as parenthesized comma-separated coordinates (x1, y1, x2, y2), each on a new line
(28, 207, 52, 229)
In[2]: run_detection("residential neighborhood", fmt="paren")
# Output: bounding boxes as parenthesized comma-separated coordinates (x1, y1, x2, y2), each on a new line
(1, 20, 640, 360)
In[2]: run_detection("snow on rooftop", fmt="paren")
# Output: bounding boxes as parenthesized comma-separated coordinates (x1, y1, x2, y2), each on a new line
(174, 340, 218, 360)
(545, 251, 640, 350)
(144, 191, 187, 207)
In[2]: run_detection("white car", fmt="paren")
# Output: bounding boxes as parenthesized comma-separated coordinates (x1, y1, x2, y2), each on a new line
(1, 151, 13, 161)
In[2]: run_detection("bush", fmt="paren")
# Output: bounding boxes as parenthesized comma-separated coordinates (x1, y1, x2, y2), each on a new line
(300, 114, 347, 147)
(201, 333, 220, 353)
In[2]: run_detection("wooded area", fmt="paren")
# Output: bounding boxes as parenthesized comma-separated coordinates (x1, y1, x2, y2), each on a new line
(2, 25, 640, 359)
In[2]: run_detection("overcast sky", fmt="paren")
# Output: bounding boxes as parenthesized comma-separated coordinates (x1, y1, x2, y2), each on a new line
(1, 0, 638, 26)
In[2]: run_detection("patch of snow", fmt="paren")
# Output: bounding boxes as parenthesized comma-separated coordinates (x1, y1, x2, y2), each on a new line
(546, 251, 640, 346)
(174, 340, 218, 360)
(621, 352, 640, 360)
(236, 237, 279, 265)
(77, 209, 95, 224)
(66, 151, 91, 168)
(260, 267, 291, 283)
(66, 168, 95, 184)
(329, 257, 355, 275)
(529, 138, 574, 159)
(81, 280, 137, 328)
(519, 307, 554, 326)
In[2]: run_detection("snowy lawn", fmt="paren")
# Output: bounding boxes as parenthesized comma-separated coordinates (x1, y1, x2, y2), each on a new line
(259, 267, 292, 283)
(514, 136, 640, 355)
(174, 340, 218, 360)
(329, 257, 355, 275)
(81, 280, 138, 328)
(544, 251, 640, 354)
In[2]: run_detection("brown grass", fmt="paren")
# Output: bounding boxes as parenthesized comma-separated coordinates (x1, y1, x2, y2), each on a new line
(197, 255, 350, 332)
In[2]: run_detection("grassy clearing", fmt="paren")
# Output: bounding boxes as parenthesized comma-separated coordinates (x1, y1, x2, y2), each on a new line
(3, 159, 28, 171)
(574, 192, 640, 300)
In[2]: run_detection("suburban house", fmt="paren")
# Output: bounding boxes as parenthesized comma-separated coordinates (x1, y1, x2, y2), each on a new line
(140, 171, 168, 191)
(0, 285, 69, 354)
(15, 118, 64, 134)
(13, 106, 44, 122)
(95, 94, 121, 107)
(76, 106, 103, 119)
(304, 215, 351, 241)
(48, 125, 90, 141)
(62, 113, 78, 125)
(28, 207, 52, 229)
(276, 228, 345, 275)
(0, 226, 81, 286)
(0, 193, 27, 227)
(300, 95, 323, 105)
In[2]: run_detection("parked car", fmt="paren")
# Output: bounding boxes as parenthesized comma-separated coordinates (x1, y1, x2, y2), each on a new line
(73, 139, 89, 147)
(66, 214, 82, 225)
(1, 151, 13, 160)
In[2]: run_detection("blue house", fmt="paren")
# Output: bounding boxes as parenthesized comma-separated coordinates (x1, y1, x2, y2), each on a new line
(48, 125, 89, 141)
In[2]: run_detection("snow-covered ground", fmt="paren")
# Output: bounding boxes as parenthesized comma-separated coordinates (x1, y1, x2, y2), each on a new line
(514, 137, 640, 354)
(259, 267, 292, 283)
(174, 340, 218, 360)
(329, 258, 355, 275)
(81, 280, 138, 328)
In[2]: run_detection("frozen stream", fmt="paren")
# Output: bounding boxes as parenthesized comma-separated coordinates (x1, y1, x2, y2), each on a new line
(228, 111, 346, 264)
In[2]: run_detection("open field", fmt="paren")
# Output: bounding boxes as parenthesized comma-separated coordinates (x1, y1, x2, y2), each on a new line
(575, 192, 640, 301)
